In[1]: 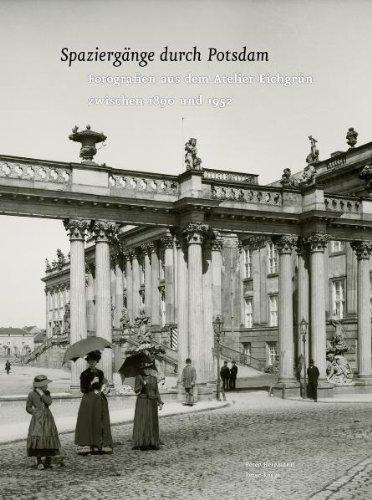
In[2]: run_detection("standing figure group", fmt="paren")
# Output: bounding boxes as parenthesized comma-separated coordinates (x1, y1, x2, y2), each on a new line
(25, 350, 166, 469)
(5, 359, 11, 374)
(220, 360, 238, 391)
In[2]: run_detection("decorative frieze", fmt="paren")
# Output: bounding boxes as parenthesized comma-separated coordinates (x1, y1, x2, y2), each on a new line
(350, 241, 372, 260)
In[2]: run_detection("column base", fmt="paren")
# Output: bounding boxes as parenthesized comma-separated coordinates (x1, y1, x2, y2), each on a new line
(271, 379, 300, 399)
(194, 383, 215, 402)
(354, 377, 372, 389)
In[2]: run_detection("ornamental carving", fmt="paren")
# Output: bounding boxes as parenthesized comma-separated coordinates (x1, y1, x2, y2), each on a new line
(306, 135, 319, 166)
(211, 231, 223, 251)
(350, 241, 372, 260)
(280, 168, 299, 188)
(244, 235, 268, 250)
(346, 127, 358, 148)
(140, 242, 156, 257)
(182, 223, 209, 245)
(63, 219, 90, 241)
(159, 232, 174, 249)
(69, 124, 107, 163)
(359, 165, 372, 187)
(185, 138, 202, 171)
(326, 320, 353, 385)
(90, 220, 118, 243)
(272, 234, 298, 254)
(295, 237, 309, 259)
(304, 233, 330, 252)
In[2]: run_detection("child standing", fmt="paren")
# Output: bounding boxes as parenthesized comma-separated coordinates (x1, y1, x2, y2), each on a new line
(26, 375, 61, 470)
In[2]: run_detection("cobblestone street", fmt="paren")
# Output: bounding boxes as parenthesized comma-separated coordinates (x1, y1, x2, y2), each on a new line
(0, 393, 371, 500)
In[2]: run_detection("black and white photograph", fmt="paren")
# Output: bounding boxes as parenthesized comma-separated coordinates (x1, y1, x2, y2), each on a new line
(0, 1, 371, 499)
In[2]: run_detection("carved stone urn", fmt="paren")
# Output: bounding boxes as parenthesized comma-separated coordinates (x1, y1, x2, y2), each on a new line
(69, 125, 107, 163)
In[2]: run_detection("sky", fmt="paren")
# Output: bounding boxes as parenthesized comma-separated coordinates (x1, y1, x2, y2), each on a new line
(1, 0, 372, 327)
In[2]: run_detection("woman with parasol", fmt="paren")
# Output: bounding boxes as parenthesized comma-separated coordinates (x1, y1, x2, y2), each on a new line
(132, 358, 164, 451)
(74, 350, 113, 455)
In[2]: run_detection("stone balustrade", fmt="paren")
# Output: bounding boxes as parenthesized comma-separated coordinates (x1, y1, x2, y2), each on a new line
(324, 195, 361, 213)
(210, 184, 282, 206)
(0, 160, 71, 184)
(109, 173, 179, 195)
(203, 168, 258, 185)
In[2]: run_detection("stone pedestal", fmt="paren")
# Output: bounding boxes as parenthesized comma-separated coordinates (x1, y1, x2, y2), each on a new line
(64, 219, 90, 390)
(351, 241, 372, 381)
(92, 221, 117, 385)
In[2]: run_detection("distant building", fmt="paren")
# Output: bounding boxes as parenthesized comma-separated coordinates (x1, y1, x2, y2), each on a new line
(0, 327, 34, 359)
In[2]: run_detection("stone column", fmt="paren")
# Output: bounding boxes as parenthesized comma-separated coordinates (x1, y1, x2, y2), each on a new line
(176, 236, 189, 381)
(274, 235, 298, 383)
(203, 238, 214, 383)
(307, 233, 329, 379)
(64, 219, 90, 390)
(124, 252, 133, 322)
(351, 241, 372, 380)
(150, 244, 160, 327)
(132, 250, 140, 319)
(91, 220, 117, 385)
(86, 263, 95, 333)
(296, 239, 310, 378)
(114, 254, 124, 329)
(346, 243, 358, 316)
(45, 287, 51, 338)
(211, 233, 223, 322)
(183, 223, 211, 389)
(141, 244, 152, 318)
(161, 231, 175, 325)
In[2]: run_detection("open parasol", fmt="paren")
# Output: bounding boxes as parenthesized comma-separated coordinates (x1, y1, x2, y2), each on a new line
(63, 337, 112, 364)
(117, 352, 156, 382)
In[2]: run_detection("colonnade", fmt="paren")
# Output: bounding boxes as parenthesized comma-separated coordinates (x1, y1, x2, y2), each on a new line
(274, 233, 372, 386)
(64, 219, 224, 392)
(45, 283, 69, 337)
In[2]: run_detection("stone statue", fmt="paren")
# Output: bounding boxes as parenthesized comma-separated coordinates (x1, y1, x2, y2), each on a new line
(359, 164, 372, 187)
(63, 303, 70, 334)
(280, 168, 299, 188)
(346, 127, 358, 148)
(300, 164, 316, 186)
(185, 138, 202, 171)
(306, 135, 319, 165)
(120, 307, 131, 331)
(326, 319, 353, 385)
(45, 258, 52, 273)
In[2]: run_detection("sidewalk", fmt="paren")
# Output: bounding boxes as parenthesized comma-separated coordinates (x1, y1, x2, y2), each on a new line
(0, 399, 228, 445)
(287, 393, 372, 403)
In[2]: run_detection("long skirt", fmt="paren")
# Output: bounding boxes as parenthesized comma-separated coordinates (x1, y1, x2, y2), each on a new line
(132, 397, 160, 450)
(75, 392, 113, 448)
(27, 408, 60, 457)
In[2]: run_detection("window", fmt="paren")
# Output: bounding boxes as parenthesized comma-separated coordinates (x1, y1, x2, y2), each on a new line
(268, 243, 278, 274)
(269, 295, 278, 327)
(331, 279, 345, 319)
(243, 247, 252, 279)
(266, 341, 277, 366)
(331, 241, 345, 253)
(243, 342, 251, 357)
(244, 298, 253, 328)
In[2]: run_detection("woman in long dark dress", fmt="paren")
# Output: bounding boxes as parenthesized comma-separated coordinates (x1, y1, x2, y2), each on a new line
(26, 375, 60, 469)
(132, 366, 164, 451)
(75, 350, 113, 455)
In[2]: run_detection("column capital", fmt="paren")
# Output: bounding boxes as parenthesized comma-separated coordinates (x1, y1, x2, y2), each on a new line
(211, 231, 223, 251)
(91, 220, 118, 243)
(63, 218, 90, 241)
(305, 232, 330, 253)
(243, 235, 268, 251)
(182, 222, 209, 245)
(159, 231, 174, 250)
(273, 234, 298, 254)
(140, 242, 156, 257)
(350, 240, 372, 260)
(295, 236, 309, 258)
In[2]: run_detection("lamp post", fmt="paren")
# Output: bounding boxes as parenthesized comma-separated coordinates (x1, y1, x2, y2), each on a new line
(213, 316, 224, 401)
(299, 317, 308, 399)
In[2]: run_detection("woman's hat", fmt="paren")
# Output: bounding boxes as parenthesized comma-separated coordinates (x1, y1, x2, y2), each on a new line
(85, 350, 101, 362)
(33, 375, 52, 387)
